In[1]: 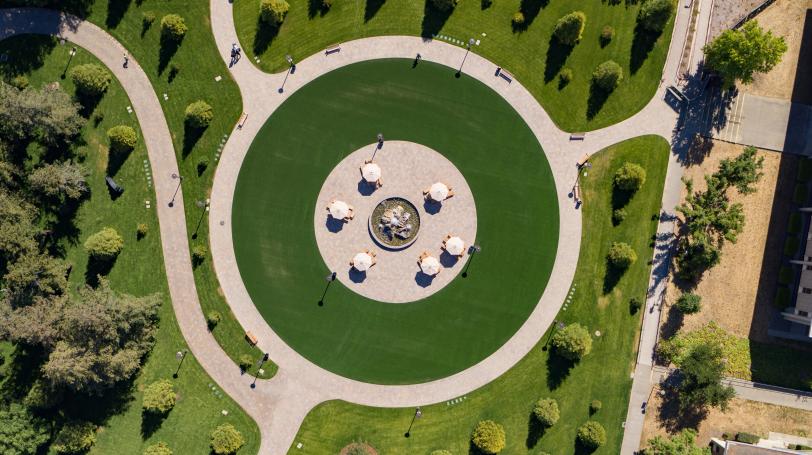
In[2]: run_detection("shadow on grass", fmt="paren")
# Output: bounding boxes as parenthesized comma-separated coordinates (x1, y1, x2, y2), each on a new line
(106, 148, 132, 177)
(546, 351, 575, 390)
(252, 19, 280, 56)
(574, 439, 600, 455)
(421, 0, 453, 39)
(105, 0, 132, 29)
(365, 0, 387, 21)
(76, 91, 103, 118)
(85, 257, 116, 287)
(526, 415, 547, 448)
(611, 186, 634, 210)
(655, 386, 707, 433)
(308, 0, 330, 18)
(603, 260, 630, 294)
(631, 23, 663, 74)
(0, 346, 45, 401)
(182, 123, 206, 157)
(518, 0, 549, 28)
(0, 35, 56, 79)
(586, 82, 611, 121)
(658, 304, 685, 341)
(141, 410, 168, 439)
(544, 36, 574, 83)
(158, 34, 182, 76)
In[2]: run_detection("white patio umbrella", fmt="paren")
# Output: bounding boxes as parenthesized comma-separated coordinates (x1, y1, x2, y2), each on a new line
(361, 163, 382, 183)
(420, 255, 441, 276)
(429, 182, 449, 201)
(445, 236, 465, 256)
(328, 200, 350, 219)
(352, 252, 373, 272)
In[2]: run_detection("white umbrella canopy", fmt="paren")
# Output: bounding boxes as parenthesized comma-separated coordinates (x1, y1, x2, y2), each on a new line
(445, 236, 465, 256)
(328, 200, 350, 219)
(352, 252, 373, 272)
(420, 256, 441, 275)
(361, 163, 382, 183)
(429, 182, 449, 201)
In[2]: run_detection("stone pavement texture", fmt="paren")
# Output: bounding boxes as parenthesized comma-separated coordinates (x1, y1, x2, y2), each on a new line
(313, 141, 477, 303)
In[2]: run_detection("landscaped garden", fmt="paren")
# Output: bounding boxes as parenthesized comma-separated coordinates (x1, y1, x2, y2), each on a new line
(234, 0, 675, 131)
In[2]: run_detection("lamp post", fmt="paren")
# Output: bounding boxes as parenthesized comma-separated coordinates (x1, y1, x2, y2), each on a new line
(404, 407, 422, 437)
(250, 352, 270, 388)
(173, 349, 189, 378)
(168, 173, 183, 207)
(461, 244, 482, 278)
(456, 38, 476, 78)
(61, 46, 77, 79)
(279, 55, 295, 93)
(318, 271, 336, 306)
(192, 199, 209, 239)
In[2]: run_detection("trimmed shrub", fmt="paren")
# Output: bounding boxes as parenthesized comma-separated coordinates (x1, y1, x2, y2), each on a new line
(53, 421, 97, 454)
(142, 379, 176, 414)
(675, 293, 702, 314)
(137, 223, 149, 238)
(239, 354, 253, 371)
(430, 0, 459, 11)
(592, 60, 623, 92)
(160, 14, 187, 41)
(559, 68, 573, 86)
(142, 11, 156, 29)
(512, 11, 525, 26)
(197, 156, 209, 174)
(589, 399, 602, 414)
(260, 0, 290, 25)
(84, 227, 124, 260)
(207, 310, 222, 329)
(608, 242, 637, 269)
(192, 245, 208, 265)
(614, 162, 647, 191)
(612, 208, 627, 225)
(551, 323, 593, 360)
(24, 379, 62, 410)
(554, 11, 587, 46)
(577, 421, 607, 449)
(70, 63, 111, 97)
(533, 397, 560, 427)
(471, 420, 506, 454)
(600, 25, 614, 45)
(735, 432, 760, 444)
(638, 0, 674, 32)
(10, 75, 29, 90)
(629, 297, 643, 314)
(144, 442, 172, 455)
(210, 424, 244, 455)
(185, 100, 214, 129)
(107, 125, 137, 153)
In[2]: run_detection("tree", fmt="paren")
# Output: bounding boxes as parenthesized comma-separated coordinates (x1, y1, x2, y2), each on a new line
(53, 421, 97, 454)
(24, 378, 63, 410)
(589, 399, 602, 413)
(84, 227, 124, 260)
(260, 0, 290, 25)
(185, 100, 214, 129)
(577, 421, 607, 449)
(0, 191, 38, 263)
(614, 162, 647, 192)
(161, 14, 187, 41)
(3, 252, 69, 304)
(533, 397, 560, 427)
(107, 125, 138, 153)
(210, 424, 245, 455)
(642, 429, 710, 455)
(471, 420, 506, 454)
(551, 323, 592, 360)
(554, 11, 586, 46)
(677, 343, 735, 411)
(69, 63, 112, 97)
(0, 81, 83, 145)
(675, 293, 702, 314)
(715, 146, 764, 194)
(142, 379, 177, 414)
(607, 242, 637, 269)
(144, 442, 173, 455)
(0, 404, 50, 455)
(592, 60, 623, 91)
(704, 21, 787, 88)
(28, 162, 88, 200)
(0, 294, 66, 348)
(430, 0, 459, 11)
(638, 0, 674, 32)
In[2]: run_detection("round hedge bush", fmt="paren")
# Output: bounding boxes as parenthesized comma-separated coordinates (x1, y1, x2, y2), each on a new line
(607, 242, 637, 269)
(553, 11, 586, 46)
(70, 63, 111, 97)
(471, 420, 506, 454)
(210, 424, 244, 455)
(592, 60, 623, 92)
(137, 223, 149, 238)
(207, 310, 222, 329)
(185, 100, 214, 129)
(84, 227, 124, 260)
(590, 399, 602, 414)
(676, 293, 702, 314)
(614, 162, 647, 192)
(600, 25, 615, 44)
(160, 14, 187, 41)
(144, 442, 173, 455)
(142, 379, 176, 414)
(512, 11, 525, 25)
(53, 421, 97, 454)
(639, 0, 674, 32)
(612, 207, 627, 224)
(577, 421, 607, 449)
(107, 125, 137, 153)
(559, 68, 573, 86)
(260, 0, 290, 25)
(533, 397, 560, 427)
(551, 323, 593, 360)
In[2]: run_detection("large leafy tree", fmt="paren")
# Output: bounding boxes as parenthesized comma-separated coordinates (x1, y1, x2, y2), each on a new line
(0, 191, 39, 264)
(0, 81, 83, 146)
(3, 252, 69, 305)
(0, 403, 50, 455)
(643, 429, 710, 455)
(715, 146, 763, 195)
(704, 21, 787, 88)
(677, 343, 735, 411)
(28, 161, 88, 200)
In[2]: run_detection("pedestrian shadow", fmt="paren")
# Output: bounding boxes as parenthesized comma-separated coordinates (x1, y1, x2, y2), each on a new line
(415, 271, 435, 287)
(325, 216, 346, 233)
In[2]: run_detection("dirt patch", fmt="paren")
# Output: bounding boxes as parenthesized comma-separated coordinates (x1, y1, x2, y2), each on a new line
(339, 442, 378, 455)
(664, 141, 798, 342)
(742, 0, 812, 102)
(641, 394, 812, 448)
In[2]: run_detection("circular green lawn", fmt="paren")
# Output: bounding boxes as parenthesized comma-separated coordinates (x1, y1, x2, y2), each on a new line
(232, 59, 559, 384)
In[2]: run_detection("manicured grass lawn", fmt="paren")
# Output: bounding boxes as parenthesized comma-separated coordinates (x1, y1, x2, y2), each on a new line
(288, 135, 670, 454)
(0, 36, 259, 454)
(233, 58, 558, 384)
(234, 0, 674, 132)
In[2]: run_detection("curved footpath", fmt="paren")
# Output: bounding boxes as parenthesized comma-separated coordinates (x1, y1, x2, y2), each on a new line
(1, 3, 691, 453)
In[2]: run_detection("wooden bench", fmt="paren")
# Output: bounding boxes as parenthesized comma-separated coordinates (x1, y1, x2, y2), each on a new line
(237, 112, 248, 129)
(573, 184, 581, 202)
(105, 175, 124, 194)
(324, 43, 341, 55)
(245, 331, 258, 346)
(498, 69, 513, 83)
(576, 153, 590, 168)
(570, 132, 586, 141)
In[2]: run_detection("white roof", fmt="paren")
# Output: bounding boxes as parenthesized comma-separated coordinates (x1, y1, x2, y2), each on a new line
(352, 252, 373, 272)
(361, 163, 381, 182)
(420, 256, 441, 275)
(445, 236, 465, 256)
(328, 200, 350, 219)
(429, 182, 449, 201)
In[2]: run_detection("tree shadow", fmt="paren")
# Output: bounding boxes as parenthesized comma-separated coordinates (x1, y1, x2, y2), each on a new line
(0, 35, 56, 79)
(182, 124, 206, 157)
(659, 304, 685, 342)
(106, 148, 132, 177)
(574, 439, 600, 455)
(140, 410, 167, 439)
(586, 82, 611, 121)
(157, 34, 181, 76)
(630, 23, 663, 75)
(105, 0, 132, 29)
(252, 18, 280, 56)
(655, 386, 707, 433)
(611, 186, 634, 210)
(517, 0, 549, 28)
(365, 0, 387, 21)
(545, 351, 575, 390)
(307, 0, 330, 17)
(420, 0, 453, 39)
(526, 414, 547, 448)
(603, 260, 626, 294)
(85, 257, 116, 287)
(544, 36, 574, 83)
(0, 345, 45, 401)
(75, 92, 103, 118)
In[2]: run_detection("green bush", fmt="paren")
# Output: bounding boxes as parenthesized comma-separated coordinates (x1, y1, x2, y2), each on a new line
(137, 223, 149, 238)
(608, 242, 637, 269)
(10, 75, 29, 90)
(592, 60, 623, 92)
(577, 421, 607, 449)
(142, 379, 176, 414)
(614, 162, 647, 191)
(53, 421, 97, 454)
(629, 297, 643, 314)
(553, 11, 587, 46)
(793, 183, 808, 205)
(789, 444, 812, 450)
(471, 420, 506, 454)
(238, 354, 253, 370)
(430, 0, 459, 11)
(676, 293, 702, 314)
(774, 286, 790, 309)
(197, 156, 210, 174)
(778, 265, 794, 286)
(612, 208, 627, 225)
(784, 236, 800, 257)
(144, 442, 172, 455)
(512, 12, 525, 25)
(142, 11, 156, 28)
(185, 100, 214, 129)
(210, 424, 244, 455)
(207, 310, 222, 329)
(24, 379, 62, 409)
(589, 399, 602, 414)
(735, 432, 760, 444)
(600, 25, 615, 45)
(559, 67, 573, 86)
(551, 323, 593, 360)
(107, 125, 137, 153)
(798, 158, 812, 182)
(533, 397, 560, 427)
(638, 0, 674, 32)
(788, 212, 802, 234)
(84, 227, 124, 260)
(260, 0, 290, 25)
(160, 14, 187, 41)
(192, 245, 208, 265)
(69, 63, 111, 97)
